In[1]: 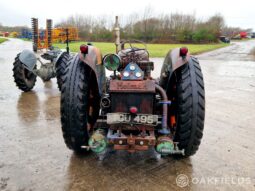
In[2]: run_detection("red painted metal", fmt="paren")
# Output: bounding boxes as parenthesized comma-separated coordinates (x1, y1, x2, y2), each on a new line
(180, 47, 188, 57)
(129, 106, 138, 114)
(240, 32, 247, 38)
(109, 80, 155, 93)
(80, 45, 88, 54)
(4, 32, 9, 37)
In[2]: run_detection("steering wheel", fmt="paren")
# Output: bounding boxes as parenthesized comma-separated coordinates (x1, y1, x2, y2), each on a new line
(120, 40, 147, 55)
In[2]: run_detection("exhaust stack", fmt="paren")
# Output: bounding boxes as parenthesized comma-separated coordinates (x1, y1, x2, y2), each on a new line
(114, 16, 121, 53)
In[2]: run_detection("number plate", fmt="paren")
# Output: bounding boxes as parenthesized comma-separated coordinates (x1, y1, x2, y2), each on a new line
(107, 113, 158, 126)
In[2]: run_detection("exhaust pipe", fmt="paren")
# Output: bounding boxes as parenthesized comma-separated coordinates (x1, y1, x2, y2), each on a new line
(155, 84, 171, 135)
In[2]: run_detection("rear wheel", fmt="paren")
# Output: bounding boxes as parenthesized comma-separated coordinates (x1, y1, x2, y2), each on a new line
(173, 57, 205, 156)
(13, 54, 37, 92)
(61, 55, 100, 152)
(56, 52, 69, 90)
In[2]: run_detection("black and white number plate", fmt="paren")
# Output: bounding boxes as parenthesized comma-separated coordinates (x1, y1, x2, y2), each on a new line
(107, 113, 158, 126)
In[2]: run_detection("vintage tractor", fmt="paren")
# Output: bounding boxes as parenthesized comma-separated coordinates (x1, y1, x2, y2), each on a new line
(60, 17, 205, 159)
(12, 18, 70, 92)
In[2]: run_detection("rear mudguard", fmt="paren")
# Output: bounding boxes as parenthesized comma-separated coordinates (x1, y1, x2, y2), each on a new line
(159, 48, 191, 90)
(19, 49, 67, 72)
(19, 49, 37, 72)
(78, 46, 106, 95)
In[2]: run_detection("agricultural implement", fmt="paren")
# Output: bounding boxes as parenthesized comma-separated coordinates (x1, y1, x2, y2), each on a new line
(60, 16, 205, 159)
(52, 27, 79, 43)
(12, 18, 70, 91)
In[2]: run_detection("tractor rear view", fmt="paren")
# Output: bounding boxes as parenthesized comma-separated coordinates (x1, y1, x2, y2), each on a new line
(60, 16, 205, 159)
(12, 18, 70, 92)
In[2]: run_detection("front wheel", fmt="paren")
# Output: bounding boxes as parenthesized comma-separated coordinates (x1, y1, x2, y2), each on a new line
(174, 57, 205, 156)
(13, 54, 37, 92)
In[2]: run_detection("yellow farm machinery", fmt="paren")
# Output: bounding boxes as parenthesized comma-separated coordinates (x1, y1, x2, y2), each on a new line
(52, 27, 79, 43)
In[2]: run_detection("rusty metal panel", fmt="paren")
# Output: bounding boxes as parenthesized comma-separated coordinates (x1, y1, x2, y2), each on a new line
(111, 134, 156, 152)
(78, 47, 106, 94)
(109, 80, 155, 93)
(79, 46, 102, 68)
(110, 93, 154, 113)
(110, 125, 155, 131)
(170, 48, 190, 71)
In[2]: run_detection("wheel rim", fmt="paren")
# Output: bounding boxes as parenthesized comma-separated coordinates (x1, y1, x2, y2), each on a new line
(23, 66, 34, 81)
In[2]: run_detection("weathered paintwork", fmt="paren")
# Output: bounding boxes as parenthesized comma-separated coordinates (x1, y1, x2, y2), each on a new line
(109, 80, 155, 93)
(159, 48, 190, 88)
(19, 49, 37, 71)
(79, 46, 106, 95)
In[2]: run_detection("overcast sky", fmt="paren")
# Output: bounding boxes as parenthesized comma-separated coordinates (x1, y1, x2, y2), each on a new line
(0, 0, 254, 30)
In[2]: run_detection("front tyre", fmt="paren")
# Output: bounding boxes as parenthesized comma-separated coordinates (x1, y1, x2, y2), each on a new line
(174, 57, 205, 156)
(13, 54, 37, 92)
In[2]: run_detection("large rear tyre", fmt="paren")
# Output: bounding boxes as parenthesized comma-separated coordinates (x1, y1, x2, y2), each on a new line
(174, 57, 205, 156)
(56, 52, 69, 91)
(60, 56, 91, 153)
(13, 54, 37, 92)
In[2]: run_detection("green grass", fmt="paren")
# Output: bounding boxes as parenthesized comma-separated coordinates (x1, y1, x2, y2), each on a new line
(20, 38, 32, 42)
(54, 41, 229, 57)
(0, 38, 8, 44)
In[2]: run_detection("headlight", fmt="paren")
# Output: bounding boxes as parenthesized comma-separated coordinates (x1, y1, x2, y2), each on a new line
(135, 72, 142, 78)
(123, 71, 130, 77)
(129, 64, 136, 71)
(102, 54, 121, 71)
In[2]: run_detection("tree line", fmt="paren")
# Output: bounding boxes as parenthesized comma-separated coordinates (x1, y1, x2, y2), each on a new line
(0, 24, 28, 34)
(55, 11, 251, 43)
(1, 11, 252, 43)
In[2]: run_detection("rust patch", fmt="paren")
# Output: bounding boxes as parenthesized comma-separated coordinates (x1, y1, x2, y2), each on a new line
(110, 133, 156, 152)
(109, 80, 155, 93)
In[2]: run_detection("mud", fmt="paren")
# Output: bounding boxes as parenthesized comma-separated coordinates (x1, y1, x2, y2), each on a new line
(0, 39, 255, 191)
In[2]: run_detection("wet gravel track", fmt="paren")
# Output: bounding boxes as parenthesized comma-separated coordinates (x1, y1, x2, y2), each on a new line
(0, 39, 255, 191)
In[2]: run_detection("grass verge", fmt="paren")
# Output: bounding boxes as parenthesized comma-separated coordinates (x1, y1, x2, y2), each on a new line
(54, 41, 229, 57)
(0, 38, 8, 44)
